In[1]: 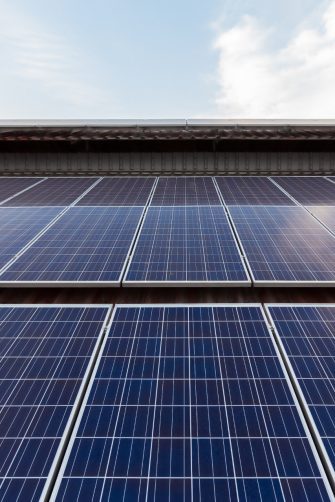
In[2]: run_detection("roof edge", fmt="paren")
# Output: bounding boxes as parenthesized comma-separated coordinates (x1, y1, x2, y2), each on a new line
(1, 119, 335, 128)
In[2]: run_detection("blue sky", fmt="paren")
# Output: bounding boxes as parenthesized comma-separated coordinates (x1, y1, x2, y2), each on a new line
(0, 0, 334, 118)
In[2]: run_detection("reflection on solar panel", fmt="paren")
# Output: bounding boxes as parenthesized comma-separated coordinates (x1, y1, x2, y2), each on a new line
(229, 206, 335, 285)
(0, 207, 62, 270)
(53, 305, 331, 501)
(151, 177, 221, 205)
(215, 176, 295, 206)
(272, 177, 335, 206)
(77, 177, 155, 206)
(267, 305, 335, 478)
(0, 178, 44, 204)
(0, 304, 110, 502)
(308, 207, 335, 234)
(4, 178, 98, 206)
(0, 207, 143, 285)
(124, 206, 249, 285)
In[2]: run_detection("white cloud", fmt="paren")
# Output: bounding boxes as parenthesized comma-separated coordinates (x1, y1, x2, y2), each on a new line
(0, 3, 110, 114)
(213, 1, 335, 118)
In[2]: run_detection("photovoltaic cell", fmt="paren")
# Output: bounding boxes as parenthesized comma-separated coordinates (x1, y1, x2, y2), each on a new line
(272, 177, 335, 206)
(77, 177, 156, 206)
(54, 305, 331, 501)
(215, 177, 295, 206)
(0, 305, 110, 502)
(0, 207, 62, 270)
(124, 206, 249, 285)
(3, 178, 98, 206)
(0, 207, 143, 284)
(308, 206, 335, 234)
(0, 178, 43, 204)
(267, 305, 335, 477)
(229, 206, 335, 284)
(151, 177, 221, 205)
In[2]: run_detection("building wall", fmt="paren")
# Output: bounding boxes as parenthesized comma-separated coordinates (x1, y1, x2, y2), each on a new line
(1, 151, 335, 175)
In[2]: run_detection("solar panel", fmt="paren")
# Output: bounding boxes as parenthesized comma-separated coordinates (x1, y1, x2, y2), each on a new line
(228, 206, 335, 285)
(215, 177, 295, 206)
(151, 177, 221, 205)
(0, 304, 110, 502)
(0, 178, 44, 204)
(272, 177, 335, 206)
(77, 177, 156, 206)
(0, 207, 62, 271)
(266, 304, 335, 480)
(124, 206, 250, 285)
(0, 207, 143, 285)
(53, 305, 332, 501)
(308, 207, 335, 234)
(3, 178, 98, 206)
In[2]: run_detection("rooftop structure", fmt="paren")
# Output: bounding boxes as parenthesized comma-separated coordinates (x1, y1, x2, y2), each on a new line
(0, 121, 335, 501)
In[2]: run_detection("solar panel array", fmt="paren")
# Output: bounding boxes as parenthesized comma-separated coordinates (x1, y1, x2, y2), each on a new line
(53, 305, 332, 501)
(0, 305, 110, 502)
(2, 174, 335, 502)
(0, 302, 334, 501)
(0, 176, 334, 286)
(267, 305, 335, 479)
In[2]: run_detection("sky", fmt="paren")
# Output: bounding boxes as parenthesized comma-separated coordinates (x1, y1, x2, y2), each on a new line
(0, 0, 334, 119)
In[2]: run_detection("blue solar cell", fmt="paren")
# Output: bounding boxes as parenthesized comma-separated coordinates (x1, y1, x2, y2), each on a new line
(229, 206, 335, 284)
(272, 177, 335, 205)
(0, 206, 143, 284)
(0, 207, 62, 270)
(215, 176, 295, 205)
(0, 305, 110, 502)
(151, 177, 221, 205)
(54, 305, 331, 501)
(267, 304, 335, 478)
(125, 206, 250, 284)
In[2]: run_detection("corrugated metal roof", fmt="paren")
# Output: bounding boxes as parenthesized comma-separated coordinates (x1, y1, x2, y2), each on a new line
(1, 120, 335, 142)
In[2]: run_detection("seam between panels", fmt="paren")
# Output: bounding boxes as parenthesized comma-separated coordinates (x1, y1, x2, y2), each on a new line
(70, 177, 104, 207)
(44, 304, 115, 502)
(95, 305, 141, 499)
(121, 177, 159, 286)
(0, 177, 103, 280)
(187, 307, 193, 501)
(236, 307, 287, 501)
(261, 304, 335, 501)
(0, 178, 48, 206)
(268, 177, 335, 240)
(0, 206, 72, 277)
(212, 176, 254, 286)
